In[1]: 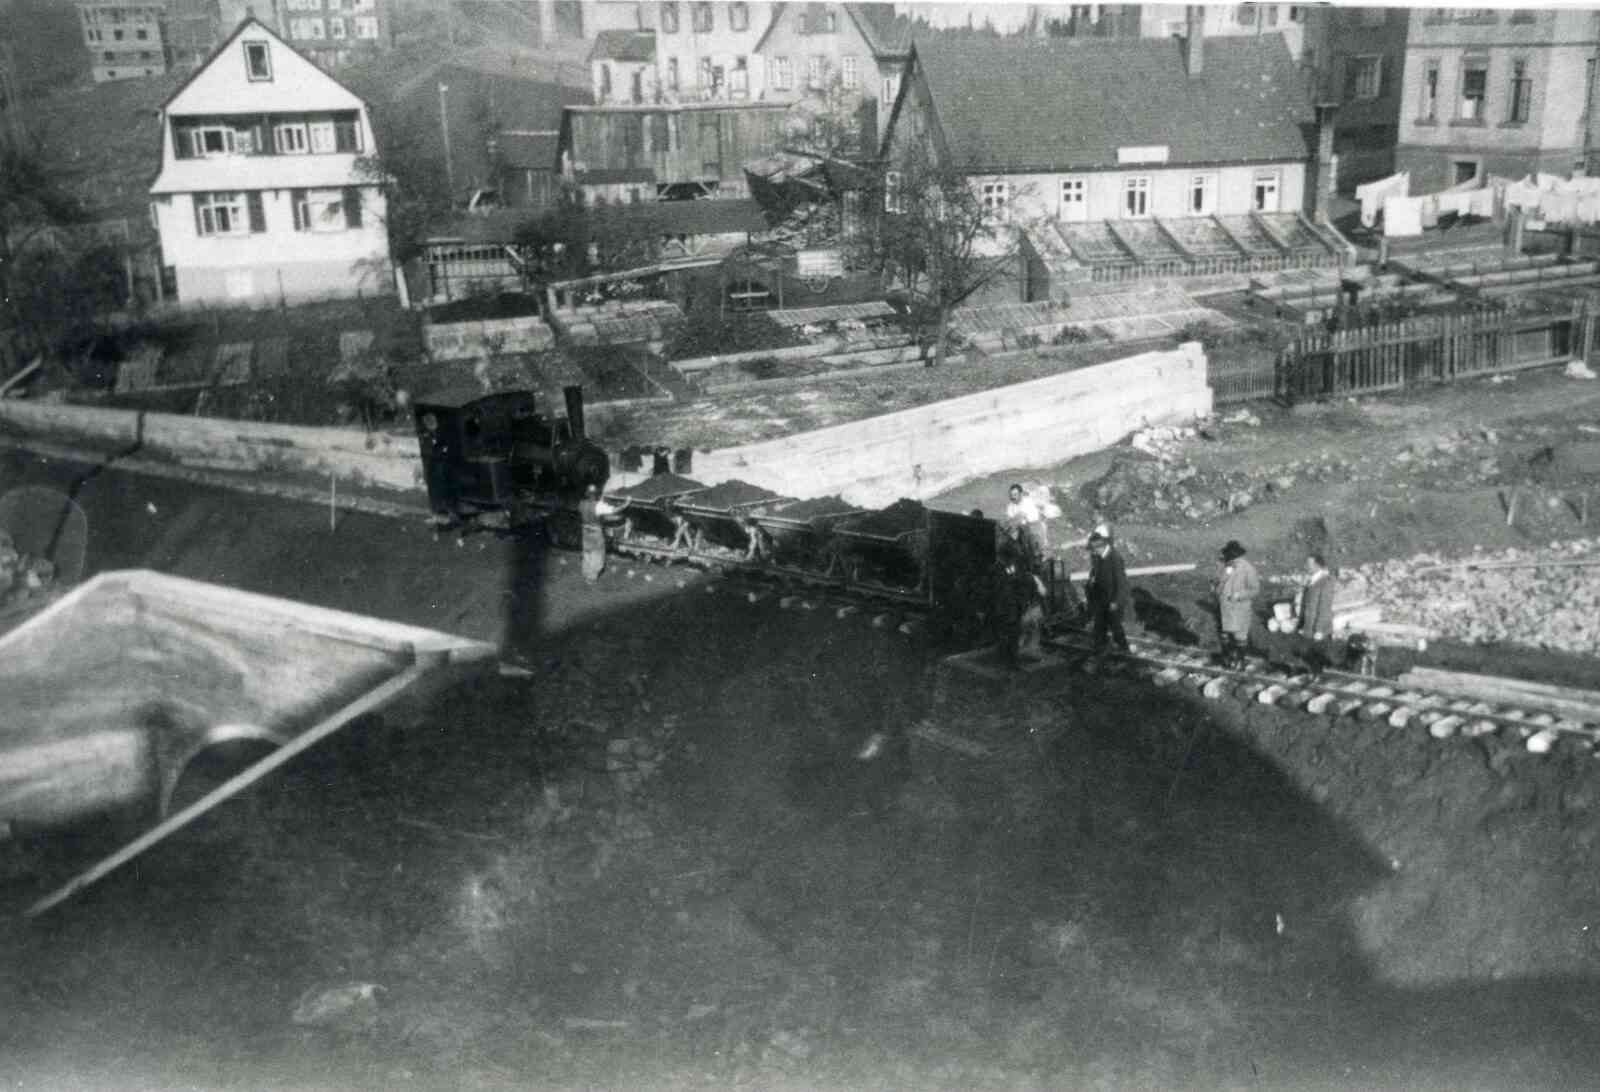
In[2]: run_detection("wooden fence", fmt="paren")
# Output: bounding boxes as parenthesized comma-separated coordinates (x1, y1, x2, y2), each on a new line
(1275, 304, 1594, 403)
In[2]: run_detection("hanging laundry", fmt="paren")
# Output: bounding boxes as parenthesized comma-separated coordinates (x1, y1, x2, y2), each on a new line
(1539, 189, 1580, 224)
(1465, 187, 1497, 218)
(1420, 194, 1441, 229)
(1357, 171, 1409, 228)
(1383, 194, 1424, 238)
(1437, 191, 1475, 216)
(1505, 176, 1543, 210)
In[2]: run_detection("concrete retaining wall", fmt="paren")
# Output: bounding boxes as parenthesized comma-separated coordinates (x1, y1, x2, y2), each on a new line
(424, 315, 554, 361)
(690, 342, 1212, 508)
(0, 342, 1209, 506)
(0, 399, 423, 492)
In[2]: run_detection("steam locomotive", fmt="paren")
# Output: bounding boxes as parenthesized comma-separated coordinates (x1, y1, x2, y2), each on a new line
(413, 385, 610, 527)
(411, 385, 1012, 638)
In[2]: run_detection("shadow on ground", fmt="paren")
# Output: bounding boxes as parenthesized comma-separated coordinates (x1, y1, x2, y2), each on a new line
(2, 449, 1600, 1090)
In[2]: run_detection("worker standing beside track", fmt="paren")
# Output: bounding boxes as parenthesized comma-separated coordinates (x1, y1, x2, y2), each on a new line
(1005, 484, 1051, 564)
(1214, 540, 1259, 669)
(579, 486, 628, 584)
(1085, 530, 1131, 655)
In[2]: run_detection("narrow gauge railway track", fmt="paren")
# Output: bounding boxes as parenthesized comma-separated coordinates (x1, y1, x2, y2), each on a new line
(1049, 633, 1600, 756)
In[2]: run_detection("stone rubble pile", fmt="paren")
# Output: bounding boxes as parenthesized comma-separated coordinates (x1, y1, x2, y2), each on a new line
(1346, 539, 1600, 655)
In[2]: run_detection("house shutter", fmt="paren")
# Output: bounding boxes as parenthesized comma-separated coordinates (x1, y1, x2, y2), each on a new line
(343, 187, 363, 228)
(175, 127, 194, 159)
(335, 118, 359, 153)
(291, 188, 307, 231)
(1342, 59, 1357, 102)
(193, 192, 205, 235)
(256, 118, 273, 155)
(247, 191, 266, 233)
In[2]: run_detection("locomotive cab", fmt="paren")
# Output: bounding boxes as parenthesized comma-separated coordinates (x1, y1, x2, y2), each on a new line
(414, 386, 608, 522)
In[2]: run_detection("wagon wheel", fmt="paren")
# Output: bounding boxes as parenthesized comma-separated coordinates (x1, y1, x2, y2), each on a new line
(805, 275, 832, 295)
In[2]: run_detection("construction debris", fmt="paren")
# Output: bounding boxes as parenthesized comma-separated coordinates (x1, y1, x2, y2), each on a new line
(1347, 539, 1600, 654)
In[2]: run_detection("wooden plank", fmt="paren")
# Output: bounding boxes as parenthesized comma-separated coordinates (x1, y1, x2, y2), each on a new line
(1399, 667, 1600, 725)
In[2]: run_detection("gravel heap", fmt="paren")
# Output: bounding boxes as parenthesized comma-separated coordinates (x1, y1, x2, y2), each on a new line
(1345, 538, 1600, 654)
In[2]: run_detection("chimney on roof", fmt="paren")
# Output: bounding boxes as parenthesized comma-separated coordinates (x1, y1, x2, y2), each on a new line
(1184, 4, 1204, 78)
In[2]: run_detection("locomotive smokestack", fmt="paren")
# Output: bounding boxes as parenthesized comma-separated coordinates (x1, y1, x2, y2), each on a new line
(563, 385, 586, 439)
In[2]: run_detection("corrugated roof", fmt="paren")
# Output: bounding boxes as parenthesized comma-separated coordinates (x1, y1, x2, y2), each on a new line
(912, 32, 1313, 173)
(589, 29, 656, 63)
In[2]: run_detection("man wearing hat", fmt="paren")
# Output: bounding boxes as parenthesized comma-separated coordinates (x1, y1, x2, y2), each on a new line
(1084, 530, 1131, 654)
(1215, 540, 1260, 669)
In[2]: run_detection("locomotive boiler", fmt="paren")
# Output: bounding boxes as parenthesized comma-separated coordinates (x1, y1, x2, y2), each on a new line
(413, 385, 609, 525)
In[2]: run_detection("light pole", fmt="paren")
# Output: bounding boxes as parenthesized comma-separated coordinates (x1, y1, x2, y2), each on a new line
(438, 81, 455, 201)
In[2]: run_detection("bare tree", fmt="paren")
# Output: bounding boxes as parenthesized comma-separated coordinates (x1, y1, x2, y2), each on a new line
(783, 70, 875, 163)
(861, 140, 1028, 368)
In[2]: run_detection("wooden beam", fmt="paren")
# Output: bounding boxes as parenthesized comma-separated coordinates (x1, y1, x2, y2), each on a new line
(1399, 666, 1600, 724)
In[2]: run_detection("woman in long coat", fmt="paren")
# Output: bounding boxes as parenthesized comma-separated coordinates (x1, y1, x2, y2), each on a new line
(1215, 539, 1260, 668)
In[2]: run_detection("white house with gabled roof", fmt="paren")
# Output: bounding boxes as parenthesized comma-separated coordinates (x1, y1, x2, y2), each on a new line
(149, 16, 391, 305)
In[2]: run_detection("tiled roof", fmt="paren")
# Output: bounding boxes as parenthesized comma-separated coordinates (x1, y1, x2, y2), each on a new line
(911, 33, 1313, 173)
(589, 29, 656, 63)
(844, 3, 913, 56)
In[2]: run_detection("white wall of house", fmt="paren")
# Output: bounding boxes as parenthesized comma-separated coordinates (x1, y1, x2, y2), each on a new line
(964, 162, 1308, 225)
(152, 186, 390, 305)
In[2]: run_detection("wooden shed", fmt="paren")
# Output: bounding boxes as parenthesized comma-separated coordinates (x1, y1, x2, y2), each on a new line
(560, 102, 791, 203)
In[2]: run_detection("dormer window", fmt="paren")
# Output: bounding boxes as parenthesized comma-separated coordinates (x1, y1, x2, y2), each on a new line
(244, 41, 271, 81)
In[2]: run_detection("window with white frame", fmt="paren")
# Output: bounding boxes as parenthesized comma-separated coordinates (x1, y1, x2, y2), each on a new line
(195, 191, 247, 236)
(286, 0, 318, 9)
(353, 0, 374, 9)
(274, 122, 308, 153)
(1252, 169, 1280, 212)
(195, 124, 237, 157)
(981, 180, 1009, 215)
(731, 56, 748, 95)
(881, 73, 899, 108)
(244, 40, 271, 80)
(1188, 173, 1217, 215)
(308, 120, 337, 153)
(884, 170, 903, 213)
(292, 188, 353, 232)
(772, 56, 791, 90)
(354, 16, 378, 37)
(1122, 175, 1150, 218)
(692, 2, 713, 31)
(807, 54, 825, 89)
(698, 56, 713, 91)
(661, 1, 679, 32)
(306, 17, 326, 39)
(839, 55, 857, 90)
(329, 17, 347, 39)
(667, 56, 679, 91)
(729, 1, 748, 31)
(1059, 177, 1086, 221)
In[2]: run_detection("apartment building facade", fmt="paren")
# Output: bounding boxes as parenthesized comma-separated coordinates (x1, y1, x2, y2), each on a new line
(1395, 6, 1600, 192)
(76, 0, 169, 82)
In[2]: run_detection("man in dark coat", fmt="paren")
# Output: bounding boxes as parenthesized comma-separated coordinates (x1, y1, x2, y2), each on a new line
(1085, 530, 1131, 653)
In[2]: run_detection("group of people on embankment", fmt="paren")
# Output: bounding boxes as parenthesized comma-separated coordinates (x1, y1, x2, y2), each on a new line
(992, 483, 1343, 673)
